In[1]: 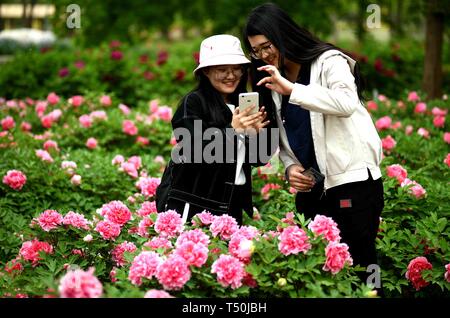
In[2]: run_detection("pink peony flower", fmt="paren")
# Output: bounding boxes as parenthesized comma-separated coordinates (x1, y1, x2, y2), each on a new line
(100, 95, 112, 106)
(381, 135, 396, 152)
(79, 115, 92, 128)
(118, 103, 130, 115)
(3, 169, 27, 190)
(444, 264, 450, 283)
(444, 132, 450, 144)
(156, 106, 172, 122)
(120, 162, 138, 178)
(375, 116, 392, 131)
(149, 100, 159, 113)
(35, 101, 47, 117)
(405, 256, 433, 291)
(401, 178, 426, 199)
(210, 214, 239, 240)
(211, 254, 246, 289)
(366, 100, 378, 111)
(281, 212, 296, 226)
(19, 239, 53, 265)
(444, 153, 450, 168)
(112, 241, 137, 267)
(69, 95, 84, 107)
(61, 160, 77, 170)
(156, 254, 191, 290)
(414, 102, 427, 114)
(59, 267, 102, 298)
(323, 242, 353, 274)
(433, 116, 445, 128)
(136, 177, 161, 197)
(261, 183, 281, 200)
(137, 201, 157, 217)
(101, 200, 131, 226)
(278, 225, 311, 256)
(63, 211, 90, 230)
(36, 149, 54, 163)
(378, 94, 387, 102)
(407, 91, 420, 102)
(137, 216, 154, 238)
(86, 137, 97, 149)
(136, 136, 150, 146)
(144, 289, 174, 298)
(386, 164, 408, 183)
(417, 128, 430, 139)
(405, 125, 414, 135)
(391, 121, 402, 130)
(90, 110, 108, 121)
(308, 215, 341, 243)
(112, 154, 125, 166)
(154, 210, 184, 238)
(95, 220, 121, 240)
(192, 211, 217, 226)
(4, 258, 23, 274)
(43, 140, 59, 152)
(229, 236, 255, 262)
(70, 174, 81, 185)
(176, 229, 211, 247)
(432, 107, 448, 117)
(1, 116, 15, 130)
(144, 237, 173, 252)
(174, 241, 209, 267)
(127, 156, 142, 170)
(40, 114, 53, 128)
(36, 209, 63, 232)
(21, 121, 32, 132)
(122, 120, 138, 136)
(111, 50, 123, 60)
(47, 92, 60, 105)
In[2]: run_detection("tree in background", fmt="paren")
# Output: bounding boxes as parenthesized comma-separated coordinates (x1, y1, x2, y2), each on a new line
(422, 0, 448, 99)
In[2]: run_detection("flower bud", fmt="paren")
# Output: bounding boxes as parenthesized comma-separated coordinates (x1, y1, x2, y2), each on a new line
(277, 278, 287, 287)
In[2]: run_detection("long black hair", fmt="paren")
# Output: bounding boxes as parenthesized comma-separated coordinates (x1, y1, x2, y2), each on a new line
(179, 66, 249, 127)
(243, 3, 366, 105)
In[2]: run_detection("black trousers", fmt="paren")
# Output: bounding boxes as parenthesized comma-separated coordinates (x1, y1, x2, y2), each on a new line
(295, 170, 384, 268)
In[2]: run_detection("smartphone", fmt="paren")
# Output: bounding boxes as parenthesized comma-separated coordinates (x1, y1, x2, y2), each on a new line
(239, 92, 259, 115)
(303, 167, 325, 184)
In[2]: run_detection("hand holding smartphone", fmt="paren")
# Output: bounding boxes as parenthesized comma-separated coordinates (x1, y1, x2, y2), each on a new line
(238, 92, 259, 115)
(302, 167, 325, 184)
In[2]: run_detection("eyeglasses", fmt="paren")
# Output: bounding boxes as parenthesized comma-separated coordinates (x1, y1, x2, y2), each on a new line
(212, 66, 244, 80)
(250, 42, 273, 59)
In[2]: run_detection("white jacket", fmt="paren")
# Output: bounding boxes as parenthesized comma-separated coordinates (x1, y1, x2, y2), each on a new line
(273, 49, 382, 190)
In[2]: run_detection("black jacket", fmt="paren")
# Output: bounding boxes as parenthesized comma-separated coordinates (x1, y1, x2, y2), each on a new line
(168, 90, 276, 217)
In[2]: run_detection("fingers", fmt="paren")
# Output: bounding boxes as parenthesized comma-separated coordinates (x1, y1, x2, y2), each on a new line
(257, 65, 276, 74)
(257, 76, 272, 87)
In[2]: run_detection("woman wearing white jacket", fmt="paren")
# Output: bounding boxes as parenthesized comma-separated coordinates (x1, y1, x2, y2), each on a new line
(244, 3, 384, 290)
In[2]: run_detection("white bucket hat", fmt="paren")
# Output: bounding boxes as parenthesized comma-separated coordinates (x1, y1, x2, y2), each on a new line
(193, 34, 251, 75)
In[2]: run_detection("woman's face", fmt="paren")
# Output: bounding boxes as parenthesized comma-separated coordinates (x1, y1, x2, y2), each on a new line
(248, 35, 279, 68)
(203, 64, 244, 98)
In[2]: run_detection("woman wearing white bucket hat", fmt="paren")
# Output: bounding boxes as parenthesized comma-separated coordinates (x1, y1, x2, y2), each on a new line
(155, 34, 275, 225)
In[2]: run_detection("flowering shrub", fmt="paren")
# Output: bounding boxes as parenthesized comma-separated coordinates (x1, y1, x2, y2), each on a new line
(0, 203, 370, 298)
(0, 90, 448, 298)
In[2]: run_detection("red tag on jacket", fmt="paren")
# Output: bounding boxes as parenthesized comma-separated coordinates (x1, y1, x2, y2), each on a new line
(340, 199, 352, 208)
